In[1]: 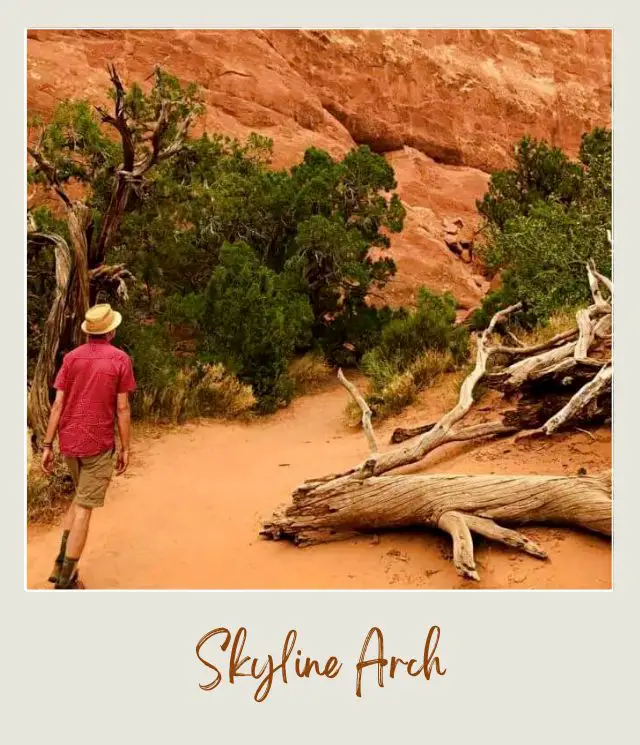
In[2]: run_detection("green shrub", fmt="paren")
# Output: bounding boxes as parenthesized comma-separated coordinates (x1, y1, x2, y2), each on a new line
(201, 242, 313, 412)
(359, 288, 469, 417)
(117, 316, 180, 419)
(362, 288, 468, 384)
(317, 303, 403, 367)
(288, 352, 332, 395)
(477, 134, 584, 230)
(113, 137, 405, 354)
(474, 128, 611, 328)
(116, 316, 254, 421)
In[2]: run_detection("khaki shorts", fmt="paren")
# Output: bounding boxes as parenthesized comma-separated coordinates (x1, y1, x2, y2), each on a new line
(63, 450, 115, 509)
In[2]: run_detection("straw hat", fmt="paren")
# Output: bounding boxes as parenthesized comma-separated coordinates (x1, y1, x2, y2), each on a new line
(81, 304, 122, 335)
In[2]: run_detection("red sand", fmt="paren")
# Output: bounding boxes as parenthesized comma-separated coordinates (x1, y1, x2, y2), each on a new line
(26, 380, 611, 590)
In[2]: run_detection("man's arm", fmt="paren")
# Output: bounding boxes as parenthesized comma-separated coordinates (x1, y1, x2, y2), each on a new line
(41, 390, 65, 474)
(115, 392, 131, 475)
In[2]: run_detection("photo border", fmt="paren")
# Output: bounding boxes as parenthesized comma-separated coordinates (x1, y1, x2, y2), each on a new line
(8, 4, 638, 740)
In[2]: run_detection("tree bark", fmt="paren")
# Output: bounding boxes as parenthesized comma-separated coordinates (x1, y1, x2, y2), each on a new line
(261, 471, 611, 580)
(27, 231, 73, 438)
(27, 202, 94, 438)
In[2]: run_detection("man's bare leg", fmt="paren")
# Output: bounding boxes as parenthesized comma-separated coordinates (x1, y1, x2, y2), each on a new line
(48, 502, 76, 584)
(56, 505, 93, 589)
(66, 505, 92, 557)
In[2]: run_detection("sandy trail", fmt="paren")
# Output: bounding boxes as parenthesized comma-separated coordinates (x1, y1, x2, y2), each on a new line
(26, 379, 612, 590)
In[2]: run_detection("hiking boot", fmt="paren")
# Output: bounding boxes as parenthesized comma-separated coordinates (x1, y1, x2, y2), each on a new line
(48, 559, 63, 584)
(55, 570, 82, 590)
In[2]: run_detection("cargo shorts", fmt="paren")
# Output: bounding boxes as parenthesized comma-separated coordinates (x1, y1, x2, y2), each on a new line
(63, 449, 115, 509)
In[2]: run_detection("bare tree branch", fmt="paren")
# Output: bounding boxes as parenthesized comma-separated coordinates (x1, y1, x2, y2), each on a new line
(27, 148, 72, 208)
(338, 368, 378, 453)
(586, 260, 611, 313)
(95, 63, 135, 171)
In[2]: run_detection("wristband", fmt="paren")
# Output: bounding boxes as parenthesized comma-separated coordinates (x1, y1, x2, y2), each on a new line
(43, 442, 53, 449)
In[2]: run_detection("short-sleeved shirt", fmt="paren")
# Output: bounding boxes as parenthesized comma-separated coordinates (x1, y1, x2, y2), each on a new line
(54, 337, 136, 457)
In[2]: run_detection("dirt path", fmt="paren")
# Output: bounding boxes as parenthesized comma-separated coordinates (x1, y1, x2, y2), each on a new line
(26, 379, 612, 590)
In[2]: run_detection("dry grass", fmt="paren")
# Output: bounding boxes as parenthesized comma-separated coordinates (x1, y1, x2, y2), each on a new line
(288, 353, 332, 395)
(409, 349, 458, 389)
(346, 349, 458, 423)
(137, 363, 256, 423)
(512, 308, 579, 347)
(376, 371, 417, 418)
(27, 453, 74, 524)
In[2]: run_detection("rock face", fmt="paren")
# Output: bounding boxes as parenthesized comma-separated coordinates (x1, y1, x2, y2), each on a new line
(380, 148, 490, 310)
(27, 29, 611, 308)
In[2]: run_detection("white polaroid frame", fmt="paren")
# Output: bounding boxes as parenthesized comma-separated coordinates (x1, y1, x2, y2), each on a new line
(8, 4, 637, 742)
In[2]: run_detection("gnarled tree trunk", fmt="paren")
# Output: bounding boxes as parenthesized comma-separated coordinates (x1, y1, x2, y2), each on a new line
(27, 230, 74, 439)
(27, 64, 195, 440)
(27, 203, 93, 438)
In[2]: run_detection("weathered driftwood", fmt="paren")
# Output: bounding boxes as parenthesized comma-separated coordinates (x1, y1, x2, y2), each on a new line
(526, 364, 612, 437)
(261, 471, 611, 580)
(261, 265, 612, 581)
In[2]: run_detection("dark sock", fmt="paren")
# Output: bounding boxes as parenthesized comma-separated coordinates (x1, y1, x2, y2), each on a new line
(55, 557, 78, 589)
(57, 530, 70, 562)
(48, 530, 71, 583)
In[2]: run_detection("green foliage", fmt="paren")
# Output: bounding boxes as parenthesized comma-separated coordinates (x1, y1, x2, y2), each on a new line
(357, 289, 469, 418)
(111, 135, 407, 406)
(116, 314, 254, 421)
(477, 135, 584, 230)
(27, 68, 407, 416)
(27, 101, 120, 187)
(362, 288, 469, 392)
(473, 128, 612, 328)
(199, 242, 313, 412)
(314, 303, 401, 368)
(362, 287, 469, 418)
(117, 315, 181, 418)
(475, 203, 610, 327)
(113, 138, 404, 357)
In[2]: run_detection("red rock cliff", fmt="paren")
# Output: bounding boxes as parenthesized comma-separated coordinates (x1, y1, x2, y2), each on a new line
(27, 29, 611, 309)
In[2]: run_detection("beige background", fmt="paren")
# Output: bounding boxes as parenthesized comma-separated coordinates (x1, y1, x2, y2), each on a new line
(10, 3, 639, 743)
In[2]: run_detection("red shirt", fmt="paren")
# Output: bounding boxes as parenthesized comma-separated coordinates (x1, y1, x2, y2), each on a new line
(54, 338, 136, 457)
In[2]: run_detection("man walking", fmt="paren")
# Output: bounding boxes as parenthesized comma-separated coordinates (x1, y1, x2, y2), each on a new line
(41, 303, 136, 589)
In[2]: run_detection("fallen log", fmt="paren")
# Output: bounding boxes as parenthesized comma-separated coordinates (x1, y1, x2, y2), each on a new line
(260, 264, 612, 581)
(260, 471, 611, 581)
